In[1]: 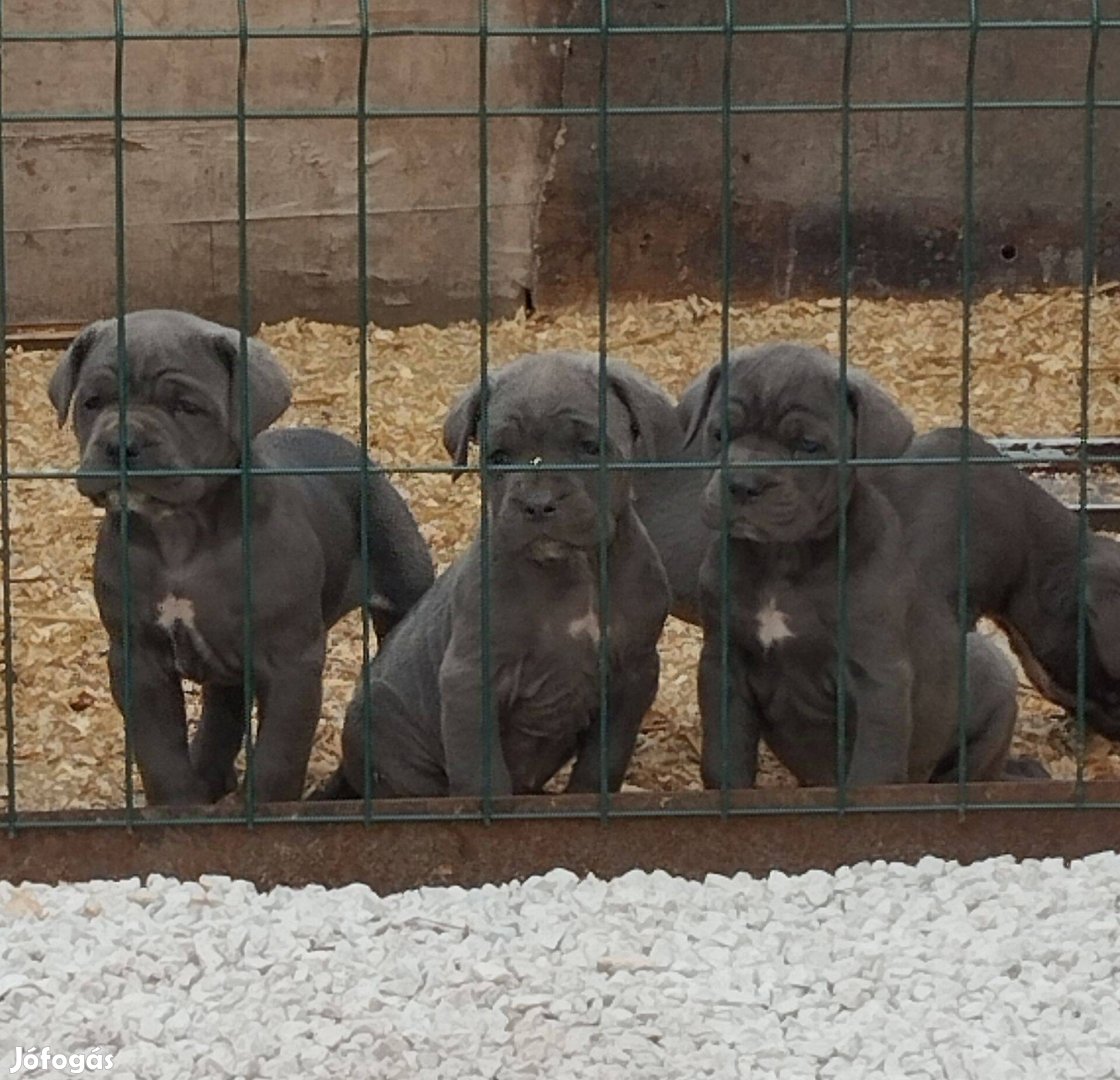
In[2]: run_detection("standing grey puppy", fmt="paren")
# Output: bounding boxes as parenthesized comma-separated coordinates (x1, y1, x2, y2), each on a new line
(683, 344, 1018, 788)
(49, 309, 434, 806)
(872, 427, 1120, 741)
(324, 352, 670, 798)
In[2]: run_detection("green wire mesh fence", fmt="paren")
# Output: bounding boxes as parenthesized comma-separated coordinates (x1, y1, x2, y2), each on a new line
(0, 2, 1115, 836)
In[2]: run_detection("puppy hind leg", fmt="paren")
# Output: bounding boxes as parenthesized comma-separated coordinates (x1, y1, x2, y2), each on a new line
(933, 635, 1018, 782)
(566, 652, 659, 794)
(189, 683, 246, 801)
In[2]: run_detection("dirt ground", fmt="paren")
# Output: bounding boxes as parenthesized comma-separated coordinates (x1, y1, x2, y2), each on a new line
(4, 288, 1120, 811)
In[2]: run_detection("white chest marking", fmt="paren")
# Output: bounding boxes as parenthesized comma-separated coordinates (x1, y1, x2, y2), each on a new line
(567, 609, 601, 644)
(756, 596, 794, 650)
(157, 595, 197, 632)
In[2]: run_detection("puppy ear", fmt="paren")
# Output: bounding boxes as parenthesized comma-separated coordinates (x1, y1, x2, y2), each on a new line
(47, 320, 109, 427)
(1088, 542, 1120, 679)
(441, 380, 483, 482)
(680, 366, 722, 450)
(605, 363, 682, 459)
(212, 329, 292, 437)
(846, 371, 914, 460)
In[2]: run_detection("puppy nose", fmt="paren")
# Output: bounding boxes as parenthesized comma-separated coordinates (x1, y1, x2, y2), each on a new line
(515, 490, 559, 520)
(728, 471, 774, 501)
(102, 433, 140, 466)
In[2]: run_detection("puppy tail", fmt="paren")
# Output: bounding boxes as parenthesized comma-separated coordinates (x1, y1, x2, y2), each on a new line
(307, 768, 361, 801)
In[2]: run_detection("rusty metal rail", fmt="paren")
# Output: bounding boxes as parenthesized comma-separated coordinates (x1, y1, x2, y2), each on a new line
(2, 783, 1118, 893)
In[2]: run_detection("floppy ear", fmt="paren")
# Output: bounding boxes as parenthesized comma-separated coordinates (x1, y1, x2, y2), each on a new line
(1088, 542, 1120, 679)
(676, 370, 712, 444)
(47, 319, 110, 427)
(441, 380, 483, 481)
(846, 371, 914, 460)
(211, 329, 292, 437)
(680, 365, 722, 450)
(604, 363, 682, 460)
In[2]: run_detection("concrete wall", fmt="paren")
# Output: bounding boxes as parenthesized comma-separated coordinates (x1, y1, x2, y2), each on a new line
(2, 0, 1119, 326)
(1, 0, 570, 326)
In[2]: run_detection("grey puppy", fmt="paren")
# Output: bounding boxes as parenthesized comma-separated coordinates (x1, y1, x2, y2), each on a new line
(435, 351, 711, 625)
(682, 344, 1018, 787)
(323, 352, 670, 798)
(49, 309, 434, 806)
(872, 427, 1120, 740)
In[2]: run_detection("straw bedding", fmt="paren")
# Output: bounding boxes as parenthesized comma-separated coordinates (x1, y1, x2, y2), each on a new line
(4, 289, 1120, 811)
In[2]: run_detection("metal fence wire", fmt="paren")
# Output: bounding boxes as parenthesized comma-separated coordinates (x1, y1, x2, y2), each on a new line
(0, 2, 1116, 847)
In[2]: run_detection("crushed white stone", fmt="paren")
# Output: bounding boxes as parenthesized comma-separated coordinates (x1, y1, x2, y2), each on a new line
(3, 855, 1120, 1079)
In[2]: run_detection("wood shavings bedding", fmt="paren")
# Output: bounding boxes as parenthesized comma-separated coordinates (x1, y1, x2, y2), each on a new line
(3, 289, 1119, 810)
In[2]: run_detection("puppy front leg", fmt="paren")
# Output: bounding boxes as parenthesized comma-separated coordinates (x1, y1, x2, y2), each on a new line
(566, 650, 658, 793)
(190, 683, 246, 801)
(251, 646, 326, 803)
(438, 642, 512, 798)
(845, 658, 913, 786)
(698, 633, 761, 789)
(108, 636, 211, 806)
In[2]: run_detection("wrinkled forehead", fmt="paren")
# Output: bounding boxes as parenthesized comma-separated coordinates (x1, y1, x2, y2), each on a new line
(489, 363, 631, 442)
(83, 322, 228, 387)
(726, 355, 848, 428)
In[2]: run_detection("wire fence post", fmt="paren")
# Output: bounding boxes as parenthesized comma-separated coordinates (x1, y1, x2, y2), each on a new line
(112, 0, 137, 825)
(953, 0, 980, 814)
(1075, 0, 1102, 803)
(834, 0, 855, 810)
(595, 0, 613, 821)
(477, 0, 495, 823)
(0, 0, 16, 836)
(235, 0, 257, 827)
(716, 0, 735, 817)
(355, 0, 376, 824)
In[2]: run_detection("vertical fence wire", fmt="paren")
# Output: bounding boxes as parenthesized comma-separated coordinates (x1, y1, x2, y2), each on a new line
(112, 0, 137, 823)
(355, 0, 376, 823)
(235, 0, 257, 825)
(834, 0, 854, 808)
(476, 0, 495, 821)
(0, 0, 15, 835)
(1075, 1, 1101, 800)
(956, 1, 980, 808)
(716, 0, 734, 814)
(595, 0, 612, 819)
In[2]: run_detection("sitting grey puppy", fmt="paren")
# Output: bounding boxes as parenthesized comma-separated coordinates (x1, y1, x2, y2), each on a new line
(49, 309, 434, 806)
(872, 427, 1120, 741)
(666, 344, 916, 627)
(324, 352, 670, 798)
(447, 351, 712, 627)
(682, 344, 1018, 787)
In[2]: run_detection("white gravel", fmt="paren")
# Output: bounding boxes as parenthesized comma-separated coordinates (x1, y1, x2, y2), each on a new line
(3, 855, 1120, 1079)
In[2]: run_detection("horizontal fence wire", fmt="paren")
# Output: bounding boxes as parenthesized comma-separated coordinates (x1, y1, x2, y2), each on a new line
(3, 18, 1120, 42)
(0, 8, 1115, 832)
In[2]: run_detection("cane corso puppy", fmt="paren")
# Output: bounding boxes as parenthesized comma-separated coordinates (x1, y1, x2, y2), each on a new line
(49, 309, 434, 806)
(323, 352, 670, 798)
(873, 427, 1120, 741)
(682, 344, 1018, 787)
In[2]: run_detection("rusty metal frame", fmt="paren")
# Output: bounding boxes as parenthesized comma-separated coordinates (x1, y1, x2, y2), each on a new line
(2, 783, 1118, 893)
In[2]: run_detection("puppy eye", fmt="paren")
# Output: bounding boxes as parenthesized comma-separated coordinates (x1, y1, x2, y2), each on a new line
(579, 438, 602, 457)
(173, 400, 205, 417)
(82, 395, 103, 412)
(487, 449, 512, 467)
(708, 424, 723, 445)
(795, 436, 823, 454)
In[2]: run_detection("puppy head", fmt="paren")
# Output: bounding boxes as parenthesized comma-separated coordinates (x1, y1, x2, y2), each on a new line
(442, 352, 650, 560)
(682, 343, 913, 543)
(48, 309, 291, 514)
